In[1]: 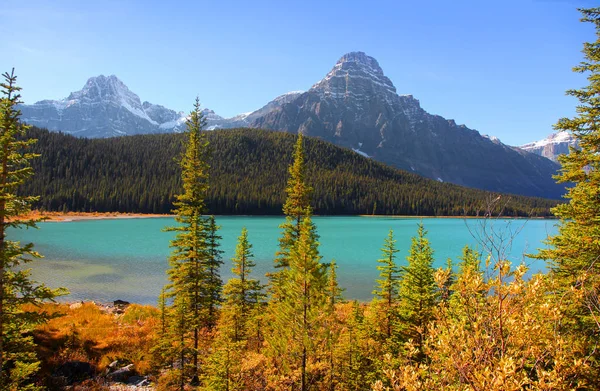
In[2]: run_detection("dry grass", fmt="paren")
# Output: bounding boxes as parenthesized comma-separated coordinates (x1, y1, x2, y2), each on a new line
(27, 302, 160, 385)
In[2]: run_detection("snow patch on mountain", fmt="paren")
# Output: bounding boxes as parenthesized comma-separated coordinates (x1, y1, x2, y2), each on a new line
(352, 148, 370, 158)
(520, 132, 574, 149)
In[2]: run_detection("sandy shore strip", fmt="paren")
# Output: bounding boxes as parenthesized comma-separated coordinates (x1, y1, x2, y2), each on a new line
(12, 211, 170, 222)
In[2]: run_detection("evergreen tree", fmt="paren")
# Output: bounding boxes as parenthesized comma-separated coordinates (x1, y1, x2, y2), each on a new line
(266, 216, 328, 391)
(221, 227, 263, 342)
(0, 69, 65, 390)
(203, 227, 263, 390)
(534, 6, 600, 380)
(398, 223, 437, 359)
(151, 287, 171, 370)
(270, 133, 313, 298)
(204, 215, 224, 330)
(163, 98, 219, 385)
(372, 229, 400, 340)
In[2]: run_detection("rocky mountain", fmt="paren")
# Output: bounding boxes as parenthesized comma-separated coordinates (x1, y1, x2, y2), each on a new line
(19, 75, 181, 137)
(19, 54, 564, 199)
(250, 52, 563, 199)
(19, 75, 303, 137)
(520, 132, 578, 162)
(18, 75, 240, 137)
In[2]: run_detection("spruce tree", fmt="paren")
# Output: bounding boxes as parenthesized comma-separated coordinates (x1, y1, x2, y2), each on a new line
(221, 227, 263, 341)
(266, 216, 328, 391)
(163, 98, 220, 384)
(204, 215, 224, 330)
(270, 133, 313, 298)
(203, 227, 263, 390)
(372, 229, 400, 340)
(0, 69, 65, 390)
(398, 223, 437, 358)
(534, 6, 600, 378)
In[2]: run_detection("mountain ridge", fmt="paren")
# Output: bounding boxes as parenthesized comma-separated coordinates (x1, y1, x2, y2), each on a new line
(18, 52, 564, 199)
(249, 51, 563, 199)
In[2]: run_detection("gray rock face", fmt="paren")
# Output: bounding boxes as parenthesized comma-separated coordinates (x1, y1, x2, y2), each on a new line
(18, 75, 227, 137)
(520, 132, 578, 162)
(19, 75, 169, 138)
(251, 52, 563, 199)
(19, 75, 300, 137)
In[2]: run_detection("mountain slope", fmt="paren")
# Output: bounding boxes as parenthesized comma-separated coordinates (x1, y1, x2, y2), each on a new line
(250, 52, 563, 199)
(520, 132, 578, 162)
(22, 127, 557, 216)
(18, 75, 303, 136)
(18, 75, 218, 137)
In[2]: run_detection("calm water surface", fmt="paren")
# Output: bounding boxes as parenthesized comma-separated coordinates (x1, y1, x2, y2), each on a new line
(8, 216, 558, 304)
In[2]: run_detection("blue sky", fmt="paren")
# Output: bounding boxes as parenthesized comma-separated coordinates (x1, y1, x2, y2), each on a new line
(1, 0, 596, 145)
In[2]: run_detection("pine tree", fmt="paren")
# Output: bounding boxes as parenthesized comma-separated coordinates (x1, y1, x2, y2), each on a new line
(266, 216, 328, 391)
(0, 69, 65, 390)
(163, 98, 220, 385)
(203, 227, 263, 390)
(204, 215, 224, 330)
(221, 227, 263, 342)
(151, 287, 172, 370)
(398, 223, 437, 359)
(534, 6, 600, 379)
(270, 133, 313, 298)
(372, 229, 400, 340)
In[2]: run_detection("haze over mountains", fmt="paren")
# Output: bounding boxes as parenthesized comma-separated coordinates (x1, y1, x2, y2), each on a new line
(19, 52, 564, 199)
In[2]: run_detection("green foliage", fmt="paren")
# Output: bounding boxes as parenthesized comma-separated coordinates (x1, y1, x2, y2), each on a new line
(267, 216, 328, 390)
(271, 134, 314, 299)
(0, 69, 65, 390)
(534, 6, 600, 383)
(372, 229, 400, 340)
(398, 223, 437, 358)
(203, 227, 264, 390)
(21, 127, 558, 217)
(162, 98, 222, 385)
(221, 227, 264, 342)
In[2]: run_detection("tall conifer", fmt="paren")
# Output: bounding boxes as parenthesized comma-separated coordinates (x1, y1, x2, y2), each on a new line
(0, 69, 65, 390)
(534, 7, 600, 379)
(372, 229, 400, 340)
(266, 216, 328, 390)
(163, 98, 221, 384)
(398, 223, 437, 359)
(270, 134, 313, 298)
(222, 227, 263, 341)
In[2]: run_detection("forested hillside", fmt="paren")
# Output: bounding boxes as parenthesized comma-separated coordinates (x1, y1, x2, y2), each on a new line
(22, 127, 558, 216)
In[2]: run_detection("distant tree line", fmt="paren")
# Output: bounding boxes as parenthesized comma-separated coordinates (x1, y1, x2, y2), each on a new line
(20, 127, 557, 217)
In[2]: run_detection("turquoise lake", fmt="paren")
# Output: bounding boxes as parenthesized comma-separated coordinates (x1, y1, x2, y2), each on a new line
(7, 216, 559, 304)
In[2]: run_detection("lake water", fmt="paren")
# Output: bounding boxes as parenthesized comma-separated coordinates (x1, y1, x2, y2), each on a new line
(7, 216, 559, 304)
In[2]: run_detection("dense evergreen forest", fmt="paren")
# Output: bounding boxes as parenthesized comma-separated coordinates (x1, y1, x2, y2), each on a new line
(22, 126, 558, 217)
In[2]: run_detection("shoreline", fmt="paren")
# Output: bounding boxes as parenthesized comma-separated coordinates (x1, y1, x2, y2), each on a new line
(15, 211, 557, 222)
(14, 211, 170, 222)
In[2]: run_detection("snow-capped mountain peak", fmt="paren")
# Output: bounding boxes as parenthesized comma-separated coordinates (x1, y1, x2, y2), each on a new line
(66, 75, 157, 124)
(520, 132, 578, 162)
(19, 75, 193, 137)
